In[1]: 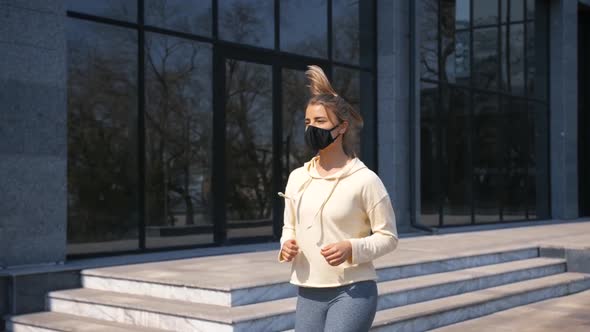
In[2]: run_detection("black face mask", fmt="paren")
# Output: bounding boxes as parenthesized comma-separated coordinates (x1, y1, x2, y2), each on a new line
(304, 124, 341, 151)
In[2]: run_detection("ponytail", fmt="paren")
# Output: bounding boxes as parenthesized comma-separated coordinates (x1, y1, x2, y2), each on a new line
(304, 65, 364, 157)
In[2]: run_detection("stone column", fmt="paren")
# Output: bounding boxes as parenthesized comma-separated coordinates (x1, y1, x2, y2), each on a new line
(0, 0, 68, 267)
(549, 0, 579, 219)
(377, 0, 413, 232)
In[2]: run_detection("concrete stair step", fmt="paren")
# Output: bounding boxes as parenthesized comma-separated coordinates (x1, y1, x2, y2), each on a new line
(7, 312, 167, 332)
(376, 257, 565, 309)
(47, 288, 296, 332)
(46, 257, 564, 332)
(370, 272, 590, 332)
(80, 247, 539, 307)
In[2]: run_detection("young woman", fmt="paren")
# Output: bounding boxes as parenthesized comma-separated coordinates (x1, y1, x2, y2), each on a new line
(278, 65, 399, 332)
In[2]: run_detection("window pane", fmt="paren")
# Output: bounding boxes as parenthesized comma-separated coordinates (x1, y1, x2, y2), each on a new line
(473, 27, 499, 90)
(225, 60, 273, 240)
(145, 0, 212, 36)
(280, 0, 327, 58)
(282, 69, 313, 182)
(333, 67, 360, 108)
(421, 0, 439, 80)
(526, 0, 535, 20)
(443, 30, 470, 85)
(502, 98, 527, 220)
(333, 67, 362, 156)
(441, 0, 457, 32)
(473, 93, 501, 223)
(441, 1, 470, 84)
(527, 102, 549, 219)
(526, 21, 535, 96)
(455, 0, 470, 29)
(333, 0, 359, 64)
(501, 24, 525, 95)
(67, 0, 136, 22)
(66, 20, 139, 255)
(502, 0, 524, 23)
(441, 87, 472, 225)
(420, 82, 440, 227)
(474, 0, 498, 26)
(144, 34, 213, 248)
(219, 0, 274, 49)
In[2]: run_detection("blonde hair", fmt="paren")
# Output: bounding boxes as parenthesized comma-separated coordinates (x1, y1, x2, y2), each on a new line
(305, 65, 364, 157)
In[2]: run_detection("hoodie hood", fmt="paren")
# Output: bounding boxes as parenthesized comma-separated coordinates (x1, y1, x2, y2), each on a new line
(304, 155, 367, 180)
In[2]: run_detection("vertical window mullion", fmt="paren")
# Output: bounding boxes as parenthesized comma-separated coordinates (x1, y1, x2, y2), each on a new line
(137, 0, 146, 250)
(523, 0, 530, 219)
(327, 0, 333, 78)
(497, 0, 504, 222)
(437, 0, 443, 227)
(212, 0, 218, 39)
(272, 66, 282, 239)
(469, 0, 475, 224)
(274, 0, 280, 51)
(327, 0, 334, 63)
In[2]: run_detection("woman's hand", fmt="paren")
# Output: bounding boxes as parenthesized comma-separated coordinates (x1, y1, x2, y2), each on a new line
(281, 239, 299, 262)
(320, 240, 352, 266)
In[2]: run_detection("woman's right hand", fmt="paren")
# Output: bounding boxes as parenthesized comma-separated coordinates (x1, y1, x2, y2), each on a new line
(281, 239, 299, 262)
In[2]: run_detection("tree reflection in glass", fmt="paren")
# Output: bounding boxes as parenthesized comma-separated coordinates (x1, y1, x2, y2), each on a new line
(145, 0, 212, 37)
(66, 20, 139, 254)
(219, 0, 274, 49)
(144, 34, 213, 247)
(282, 69, 313, 181)
(225, 60, 273, 237)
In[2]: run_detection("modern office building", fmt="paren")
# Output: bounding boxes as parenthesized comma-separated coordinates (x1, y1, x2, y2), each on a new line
(2, 0, 589, 268)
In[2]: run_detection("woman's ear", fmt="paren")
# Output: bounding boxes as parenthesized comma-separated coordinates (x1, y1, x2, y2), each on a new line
(339, 121, 349, 135)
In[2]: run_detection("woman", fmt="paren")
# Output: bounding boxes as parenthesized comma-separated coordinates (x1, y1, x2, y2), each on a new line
(278, 65, 399, 332)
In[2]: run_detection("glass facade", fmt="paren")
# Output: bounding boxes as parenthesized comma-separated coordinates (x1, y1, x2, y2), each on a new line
(419, 0, 550, 227)
(65, 0, 376, 255)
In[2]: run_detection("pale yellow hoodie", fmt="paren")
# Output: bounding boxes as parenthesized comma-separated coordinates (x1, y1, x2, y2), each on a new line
(278, 155, 398, 287)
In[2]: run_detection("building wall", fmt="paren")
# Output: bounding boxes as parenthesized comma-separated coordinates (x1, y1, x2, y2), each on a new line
(0, 0, 67, 267)
(0, 0, 586, 267)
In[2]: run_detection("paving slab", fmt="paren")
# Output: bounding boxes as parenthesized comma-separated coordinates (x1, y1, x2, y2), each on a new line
(431, 289, 590, 332)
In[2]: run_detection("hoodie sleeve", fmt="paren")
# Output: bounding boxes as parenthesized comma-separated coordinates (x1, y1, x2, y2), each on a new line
(278, 173, 297, 263)
(348, 177, 399, 265)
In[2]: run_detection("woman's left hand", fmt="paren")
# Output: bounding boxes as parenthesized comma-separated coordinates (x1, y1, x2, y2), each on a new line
(320, 240, 352, 266)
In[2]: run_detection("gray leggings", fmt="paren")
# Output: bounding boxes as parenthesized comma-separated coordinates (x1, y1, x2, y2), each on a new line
(294, 280, 378, 332)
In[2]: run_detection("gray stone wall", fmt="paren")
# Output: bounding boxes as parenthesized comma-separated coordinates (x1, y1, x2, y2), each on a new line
(377, 0, 413, 232)
(549, 0, 580, 220)
(0, 1, 67, 267)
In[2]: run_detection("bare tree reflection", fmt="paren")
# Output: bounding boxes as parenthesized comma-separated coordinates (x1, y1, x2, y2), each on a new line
(67, 23, 138, 244)
(225, 60, 273, 221)
(144, 32, 212, 228)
